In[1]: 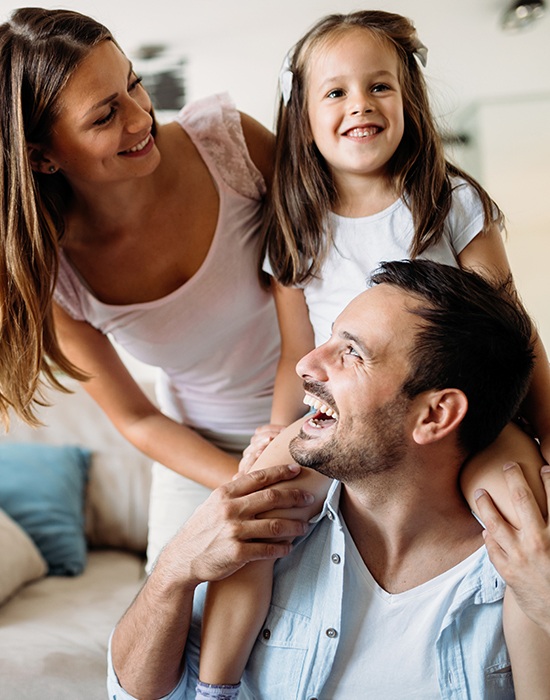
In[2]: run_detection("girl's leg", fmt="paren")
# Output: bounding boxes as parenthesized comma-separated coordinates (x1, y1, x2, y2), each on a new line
(197, 420, 330, 696)
(198, 560, 275, 687)
(461, 421, 547, 526)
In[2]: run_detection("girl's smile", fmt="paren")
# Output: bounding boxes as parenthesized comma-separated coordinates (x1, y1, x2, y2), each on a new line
(306, 28, 404, 192)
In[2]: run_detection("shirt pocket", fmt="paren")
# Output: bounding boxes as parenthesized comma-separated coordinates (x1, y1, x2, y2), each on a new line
(243, 605, 310, 699)
(484, 662, 514, 699)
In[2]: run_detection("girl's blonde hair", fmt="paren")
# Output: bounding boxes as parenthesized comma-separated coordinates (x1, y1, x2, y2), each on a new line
(0, 8, 116, 427)
(262, 10, 502, 286)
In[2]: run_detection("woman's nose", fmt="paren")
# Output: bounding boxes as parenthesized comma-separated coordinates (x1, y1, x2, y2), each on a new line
(125, 97, 153, 134)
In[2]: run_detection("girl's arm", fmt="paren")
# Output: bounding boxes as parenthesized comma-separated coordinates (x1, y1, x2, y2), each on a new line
(504, 588, 550, 699)
(474, 464, 550, 695)
(200, 420, 330, 687)
(270, 282, 315, 425)
(458, 225, 549, 515)
(475, 462, 550, 636)
(240, 283, 314, 474)
(459, 223, 550, 460)
(53, 304, 238, 488)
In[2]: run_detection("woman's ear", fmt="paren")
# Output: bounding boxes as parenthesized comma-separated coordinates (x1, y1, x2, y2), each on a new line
(412, 389, 468, 445)
(27, 144, 58, 174)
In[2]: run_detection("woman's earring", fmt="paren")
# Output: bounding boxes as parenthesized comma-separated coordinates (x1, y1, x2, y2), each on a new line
(48, 166, 56, 173)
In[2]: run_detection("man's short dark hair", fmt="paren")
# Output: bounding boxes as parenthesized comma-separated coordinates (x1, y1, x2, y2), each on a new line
(370, 260, 535, 455)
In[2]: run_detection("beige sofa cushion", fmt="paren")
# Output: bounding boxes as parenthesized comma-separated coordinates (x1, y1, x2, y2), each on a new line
(0, 508, 47, 605)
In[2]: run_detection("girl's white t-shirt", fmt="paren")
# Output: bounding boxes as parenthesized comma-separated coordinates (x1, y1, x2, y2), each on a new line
(265, 180, 485, 347)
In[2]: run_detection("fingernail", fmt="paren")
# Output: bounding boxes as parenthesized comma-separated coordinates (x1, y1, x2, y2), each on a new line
(474, 488, 486, 500)
(303, 493, 314, 504)
(288, 464, 300, 472)
(541, 465, 550, 475)
(503, 462, 518, 470)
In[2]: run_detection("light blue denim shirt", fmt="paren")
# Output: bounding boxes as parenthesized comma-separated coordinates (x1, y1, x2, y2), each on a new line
(108, 481, 514, 700)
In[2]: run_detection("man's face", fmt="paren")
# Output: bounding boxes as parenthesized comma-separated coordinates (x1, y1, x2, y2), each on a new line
(289, 285, 421, 483)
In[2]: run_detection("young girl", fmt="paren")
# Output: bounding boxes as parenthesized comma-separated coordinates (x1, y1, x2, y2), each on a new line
(195, 10, 550, 699)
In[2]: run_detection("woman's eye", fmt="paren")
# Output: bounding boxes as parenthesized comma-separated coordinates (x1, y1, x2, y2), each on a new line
(94, 107, 116, 126)
(129, 75, 143, 92)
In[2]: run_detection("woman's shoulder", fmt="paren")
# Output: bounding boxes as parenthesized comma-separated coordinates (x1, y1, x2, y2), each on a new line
(174, 93, 267, 199)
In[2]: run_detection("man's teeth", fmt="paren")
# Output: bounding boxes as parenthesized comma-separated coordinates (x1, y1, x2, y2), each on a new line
(125, 135, 150, 153)
(303, 395, 338, 420)
(347, 127, 378, 138)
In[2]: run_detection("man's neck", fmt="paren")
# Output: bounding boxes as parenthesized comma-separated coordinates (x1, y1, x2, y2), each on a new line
(339, 468, 483, 594)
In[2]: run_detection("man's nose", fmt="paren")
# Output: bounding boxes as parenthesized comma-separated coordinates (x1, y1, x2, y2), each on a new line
(296, 345, 329, 380)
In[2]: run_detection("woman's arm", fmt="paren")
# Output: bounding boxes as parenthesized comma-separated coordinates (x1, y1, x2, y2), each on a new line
(53, 303, 238, 488)
(239, 111, 275, 186)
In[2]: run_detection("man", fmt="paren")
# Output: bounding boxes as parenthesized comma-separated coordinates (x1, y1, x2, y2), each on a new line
(108, 260, 542, 699)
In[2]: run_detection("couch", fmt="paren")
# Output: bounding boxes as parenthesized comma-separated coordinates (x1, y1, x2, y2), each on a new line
(0, 377, 154, 700)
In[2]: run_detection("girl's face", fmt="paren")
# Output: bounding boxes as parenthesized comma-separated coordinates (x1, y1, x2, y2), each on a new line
(306, 28, 404, 189)
(35, 40, 160, 191)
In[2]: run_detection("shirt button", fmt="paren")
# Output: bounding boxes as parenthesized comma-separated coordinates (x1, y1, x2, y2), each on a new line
(262, 629, 271, 640)
(331, 553, 341, 564)
(327, 511, 334, 521)
(326, 628, 338, 638)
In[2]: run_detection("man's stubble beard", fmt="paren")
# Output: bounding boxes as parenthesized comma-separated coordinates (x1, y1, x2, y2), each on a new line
(289, 394, 411, 482)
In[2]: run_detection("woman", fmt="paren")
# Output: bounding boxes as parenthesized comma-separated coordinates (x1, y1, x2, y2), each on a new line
(0, 7, 279, 567)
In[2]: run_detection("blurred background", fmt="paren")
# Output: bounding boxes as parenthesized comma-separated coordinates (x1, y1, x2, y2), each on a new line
(0, 0, 548, 350)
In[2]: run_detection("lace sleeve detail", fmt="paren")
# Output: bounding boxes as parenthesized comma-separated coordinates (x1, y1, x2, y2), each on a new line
(53, 253, 87, 322)
(176, 93, 266, 200)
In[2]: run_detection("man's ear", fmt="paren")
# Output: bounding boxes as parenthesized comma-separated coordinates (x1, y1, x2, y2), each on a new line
(412, 389, 468, 445)
(27, 144, 58, 174)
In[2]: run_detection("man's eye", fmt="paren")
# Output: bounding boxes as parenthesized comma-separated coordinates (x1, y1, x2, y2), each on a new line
(345, 346, 360, 357)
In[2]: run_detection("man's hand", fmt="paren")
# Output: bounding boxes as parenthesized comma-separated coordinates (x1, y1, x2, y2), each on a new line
(475, 462, 550, 635)
(156, 463, 313, 587)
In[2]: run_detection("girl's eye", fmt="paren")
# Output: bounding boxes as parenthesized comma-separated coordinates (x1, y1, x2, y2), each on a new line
(372, 83, 390, 94)
(129, 75, 143, 92)
(94, 107, 116, 126)
(326, 88, 345, 99)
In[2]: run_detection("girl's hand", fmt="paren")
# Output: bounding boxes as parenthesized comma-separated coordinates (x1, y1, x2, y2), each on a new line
(475, 462, 550, 636)
(238, 424, 287, 475)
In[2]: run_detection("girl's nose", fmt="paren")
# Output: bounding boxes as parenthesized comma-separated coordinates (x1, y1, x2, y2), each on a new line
(350, 91, 374, 116)
(351, 102, 373, 116)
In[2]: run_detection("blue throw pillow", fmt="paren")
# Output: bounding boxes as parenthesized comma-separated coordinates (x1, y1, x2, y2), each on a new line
(0, 443, 91, 575)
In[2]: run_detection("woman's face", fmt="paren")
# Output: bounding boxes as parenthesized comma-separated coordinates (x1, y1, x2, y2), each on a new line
(39, 40, 160, 190)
